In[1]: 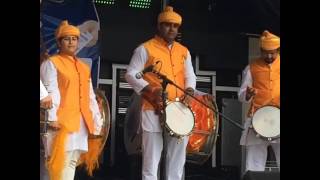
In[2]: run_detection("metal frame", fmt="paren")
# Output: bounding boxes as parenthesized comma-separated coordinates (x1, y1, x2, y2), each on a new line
(110, 64, 128, 166)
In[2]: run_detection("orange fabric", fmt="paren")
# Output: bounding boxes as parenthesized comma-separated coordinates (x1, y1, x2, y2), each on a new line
(158, 6, 182, 25)
(79, 138, 101, 176)
(260, 30, 280, 51)
(50, 54, 94, 133)
(78, 94, 106, 176)
(47, 128, 68, 180)
(249, 56, 280, 116)
(142, 36, 188, 110)
(55, 20, 80, 39)
(187, 95, 216, 153)
(47, 53, 95, 179)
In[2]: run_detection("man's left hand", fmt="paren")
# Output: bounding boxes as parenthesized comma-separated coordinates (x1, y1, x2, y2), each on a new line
(40, 95, 53, 109)
(182, 88, 194, 106)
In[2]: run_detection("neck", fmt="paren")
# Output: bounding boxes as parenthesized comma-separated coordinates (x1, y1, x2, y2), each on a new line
(156, 35, 174, 46)
(59, 51, 75, 57)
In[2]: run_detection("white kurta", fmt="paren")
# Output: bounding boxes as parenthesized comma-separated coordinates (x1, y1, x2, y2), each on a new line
(40, 59, 103, 157)
(125, 43, 196, 180)
(40, 80, 49, 100)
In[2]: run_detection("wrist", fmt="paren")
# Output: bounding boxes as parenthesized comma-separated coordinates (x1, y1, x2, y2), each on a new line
(185, 87, 194, 96)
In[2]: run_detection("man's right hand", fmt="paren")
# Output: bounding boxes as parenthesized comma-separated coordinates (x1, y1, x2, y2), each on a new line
(246, 86, 257, 101)
(141, 85, 164, 114)
(40, 95, 53, 109)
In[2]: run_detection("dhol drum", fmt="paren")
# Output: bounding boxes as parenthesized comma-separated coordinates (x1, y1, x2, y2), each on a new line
(186, 91, 219, 165)
(251, 105, 280, 141)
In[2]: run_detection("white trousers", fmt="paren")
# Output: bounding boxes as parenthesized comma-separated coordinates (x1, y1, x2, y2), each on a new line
(246, 142, 280, 172)
(61, 150, 81, 180)
(40, 150, 81, 180)
(142, 131, 188, 180)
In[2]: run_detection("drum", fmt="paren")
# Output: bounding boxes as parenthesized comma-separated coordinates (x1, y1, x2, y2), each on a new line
(164, 101, 195, 138)
(186, 91, 219, 165)
(251, 105, 280, 141)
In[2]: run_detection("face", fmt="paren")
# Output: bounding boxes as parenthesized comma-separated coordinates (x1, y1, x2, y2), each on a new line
(157, 22, 180, 44)
(261, 48, 279, 64)
(58, 35, 79, 55)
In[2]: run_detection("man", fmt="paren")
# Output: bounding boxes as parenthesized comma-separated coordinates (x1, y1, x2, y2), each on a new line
(40, 20, 103, 180)
(238, 30, 280, 172)
(125, 6, 196, 180)
(40, 80, 52, 109)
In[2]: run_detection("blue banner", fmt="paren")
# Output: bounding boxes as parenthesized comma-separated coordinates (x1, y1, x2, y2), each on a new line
(40, 0, 100, 87)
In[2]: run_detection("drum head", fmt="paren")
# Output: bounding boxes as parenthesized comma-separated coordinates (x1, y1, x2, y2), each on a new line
(165, 101, 195, 136)
(252, 106, 280, 139)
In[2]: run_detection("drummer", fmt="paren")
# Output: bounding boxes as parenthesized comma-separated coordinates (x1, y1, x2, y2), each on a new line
(40, 20, 103, 180)
(125, 6, 196, 180)
(238, 30, 280, 172)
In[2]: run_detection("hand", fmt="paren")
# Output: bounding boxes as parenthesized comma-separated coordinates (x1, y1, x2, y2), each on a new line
(89, 119, 105, 139)
(48, 121, 61, 131)
(182, 87, 194, 106)
(246, 86, 257, 101)
(142, 85, 164, 115)
(40, 95, 53, 109)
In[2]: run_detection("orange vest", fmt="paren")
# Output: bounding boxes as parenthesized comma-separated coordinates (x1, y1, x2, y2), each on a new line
(142, 36, 188, 110)
(249, 56, 280, 116)
(50, 54, 94, 134)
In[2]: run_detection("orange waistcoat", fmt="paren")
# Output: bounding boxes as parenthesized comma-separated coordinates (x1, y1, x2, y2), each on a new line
(249, 56, 280, 116)
(50, 54, 94, 134)
(142, 36, 188, 110)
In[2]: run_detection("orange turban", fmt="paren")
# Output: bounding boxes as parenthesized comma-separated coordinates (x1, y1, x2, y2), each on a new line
(260, 30, 280, 50)
(158, 6, 182, 25)
(55, 20, 80, 39)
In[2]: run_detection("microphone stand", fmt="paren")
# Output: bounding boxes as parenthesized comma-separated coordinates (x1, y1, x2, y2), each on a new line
(152, 70, 244, 130)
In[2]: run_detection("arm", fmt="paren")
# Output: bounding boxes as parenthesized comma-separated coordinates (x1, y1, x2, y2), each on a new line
(181, 51, 197, 104)
(40, 60, 61, 122)
(89, 81, 103, 135)
(40, 80, 48, 100)
(238, 65, 253, 103)
(184, 50, 197, 91)
(125, 45, 149, 95)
